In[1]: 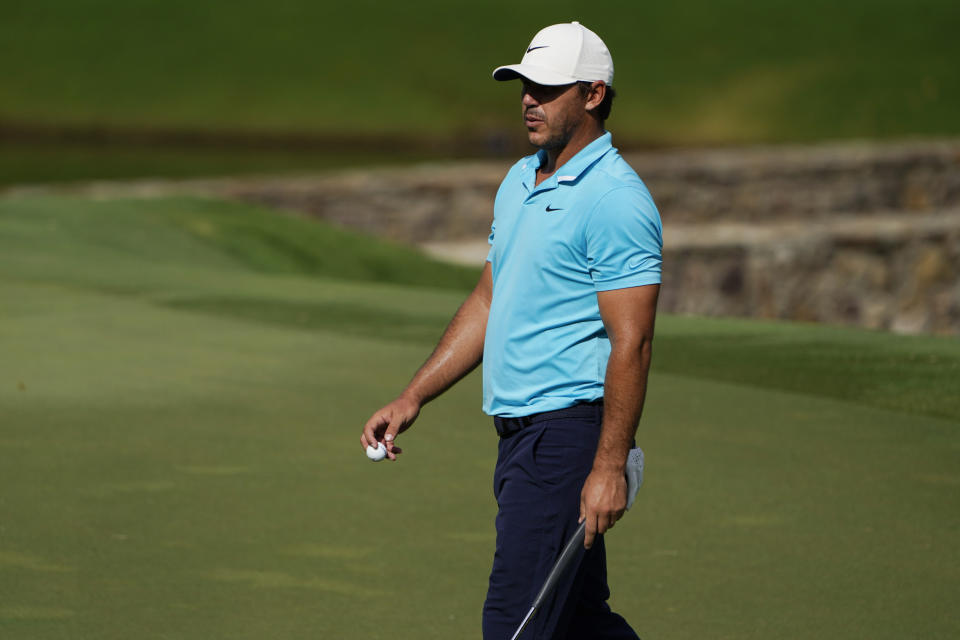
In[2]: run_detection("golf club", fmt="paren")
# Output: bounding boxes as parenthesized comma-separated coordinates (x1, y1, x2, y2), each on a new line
(509, 520, 587, 640)
(509, 447, 644, 640)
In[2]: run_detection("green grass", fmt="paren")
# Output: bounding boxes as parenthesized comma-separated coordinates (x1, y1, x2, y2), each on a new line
(655, 316, 960, 422)
(1, 195, 958, 638)
(4, 1, 957, 184)
(0, 142, 443, 187)
(2, 0, 958, 144)
(0, 195, 480, 291)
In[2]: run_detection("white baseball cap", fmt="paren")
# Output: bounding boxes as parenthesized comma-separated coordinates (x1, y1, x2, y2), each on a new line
(493, 21, 614, 86)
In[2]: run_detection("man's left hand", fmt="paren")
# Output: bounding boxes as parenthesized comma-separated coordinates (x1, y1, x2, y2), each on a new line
(579, 467, 628, 549)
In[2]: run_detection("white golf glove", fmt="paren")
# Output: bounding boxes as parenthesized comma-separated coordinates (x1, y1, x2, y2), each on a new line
(625, 447, 644, 510)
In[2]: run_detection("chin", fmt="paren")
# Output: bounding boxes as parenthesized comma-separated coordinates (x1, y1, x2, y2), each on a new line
(527, 131, 548, 148)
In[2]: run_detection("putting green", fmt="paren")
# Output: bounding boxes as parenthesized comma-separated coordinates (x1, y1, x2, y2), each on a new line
(1, 195, 957, 638)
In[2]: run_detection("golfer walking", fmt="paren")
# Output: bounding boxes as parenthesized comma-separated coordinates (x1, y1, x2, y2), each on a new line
(362, 22, 662, 639)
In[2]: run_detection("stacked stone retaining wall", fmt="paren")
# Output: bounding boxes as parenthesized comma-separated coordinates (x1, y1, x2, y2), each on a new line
(221, 140, 960, 334)
(16, 140, 959, 334)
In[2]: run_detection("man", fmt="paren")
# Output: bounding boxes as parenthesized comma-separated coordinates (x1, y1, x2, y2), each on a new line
(361, 21, 662, 640)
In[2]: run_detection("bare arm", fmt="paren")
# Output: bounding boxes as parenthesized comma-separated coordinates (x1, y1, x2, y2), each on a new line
(580, 283, 659, 547)
(360, 262, 493, 460)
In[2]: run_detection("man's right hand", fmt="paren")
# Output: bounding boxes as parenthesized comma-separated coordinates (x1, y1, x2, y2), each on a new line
(358, 265, 492, 462)
(360, 394, 421, 461)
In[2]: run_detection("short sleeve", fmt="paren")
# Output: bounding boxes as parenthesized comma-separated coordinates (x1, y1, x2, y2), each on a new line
(486, 220, 495, 263)
(584, 187, 663, 291)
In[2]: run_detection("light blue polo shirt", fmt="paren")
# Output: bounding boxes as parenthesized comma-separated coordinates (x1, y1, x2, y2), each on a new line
(482, 132, 662, 417)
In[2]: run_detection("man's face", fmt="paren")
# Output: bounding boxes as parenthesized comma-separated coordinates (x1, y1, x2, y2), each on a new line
(520, 79, 589, 150)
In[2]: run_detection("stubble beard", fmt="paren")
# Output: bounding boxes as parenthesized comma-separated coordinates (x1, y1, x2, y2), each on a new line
(527, 113, 578, 152)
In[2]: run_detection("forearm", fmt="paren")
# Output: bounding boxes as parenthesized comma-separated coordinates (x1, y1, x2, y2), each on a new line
(361, 265, 492, 459)
(593, 337, 652, 472)
(401, 266, 492, 406)
(402, 295, 488, 404)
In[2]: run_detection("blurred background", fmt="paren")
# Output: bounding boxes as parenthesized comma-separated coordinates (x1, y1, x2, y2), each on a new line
(2, 0, 958, 180)
(2, 2, 958, 639)
(3, 0, 958, 332)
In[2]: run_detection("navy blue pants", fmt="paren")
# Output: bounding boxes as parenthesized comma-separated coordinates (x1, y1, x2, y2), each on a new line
(482, 402, 640, 640)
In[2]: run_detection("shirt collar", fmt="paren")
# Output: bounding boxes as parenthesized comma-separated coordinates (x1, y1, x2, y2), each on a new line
(553, 131, 614, 183)
(521, 131, 614, 192)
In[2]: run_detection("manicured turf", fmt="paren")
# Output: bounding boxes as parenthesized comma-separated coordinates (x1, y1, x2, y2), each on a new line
(2, 195, 958, 639)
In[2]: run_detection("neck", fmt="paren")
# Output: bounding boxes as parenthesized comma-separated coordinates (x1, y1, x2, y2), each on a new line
(538, 124, 605, 182)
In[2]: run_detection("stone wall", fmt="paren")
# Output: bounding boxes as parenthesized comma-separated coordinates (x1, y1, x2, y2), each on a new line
(628, 140, 960, 222)
(223, 140, 960, 240)
(23, 139, 959, 334)
(220, 140, 960, 335)
(223, 163, 504, 243)
(663, 213, 960, 334)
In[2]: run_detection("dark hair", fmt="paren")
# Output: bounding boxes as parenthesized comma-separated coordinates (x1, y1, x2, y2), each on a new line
(578, 82, 616, 122)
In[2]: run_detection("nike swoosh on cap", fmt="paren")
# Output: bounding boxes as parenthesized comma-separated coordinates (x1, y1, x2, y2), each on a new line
(526, 45, 549, 53)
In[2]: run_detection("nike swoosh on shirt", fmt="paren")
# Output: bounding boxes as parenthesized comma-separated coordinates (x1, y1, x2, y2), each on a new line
(526, 45, 549, 53)
(545, 205, 563, 212)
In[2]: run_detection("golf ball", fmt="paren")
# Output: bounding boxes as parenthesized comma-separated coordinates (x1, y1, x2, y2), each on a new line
(366, 442, 387, 462)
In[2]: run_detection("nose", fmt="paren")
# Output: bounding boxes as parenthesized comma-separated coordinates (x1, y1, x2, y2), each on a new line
(521, 85, 539, 107)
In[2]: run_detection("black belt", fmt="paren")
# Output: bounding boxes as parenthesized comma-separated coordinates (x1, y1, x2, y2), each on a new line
(493, 399, 603, 438)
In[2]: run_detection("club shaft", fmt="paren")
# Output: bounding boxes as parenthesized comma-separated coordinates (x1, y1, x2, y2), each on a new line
(510, 520, 587, 639)
(509, 606, 536, 640)
(532, 520, 586, 610)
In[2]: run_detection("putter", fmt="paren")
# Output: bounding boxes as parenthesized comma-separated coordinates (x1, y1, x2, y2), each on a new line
(509, 447, 644, 640)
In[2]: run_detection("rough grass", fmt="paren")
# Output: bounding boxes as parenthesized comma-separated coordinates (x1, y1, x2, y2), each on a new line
(4, 1, 957, 184)
(2, 0, 958, 143)
(1, 195, 958, 639)
(0, 142, 440, 186)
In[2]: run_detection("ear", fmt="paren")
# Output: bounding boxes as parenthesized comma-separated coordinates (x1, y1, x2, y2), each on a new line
(584, 81, 606, 113)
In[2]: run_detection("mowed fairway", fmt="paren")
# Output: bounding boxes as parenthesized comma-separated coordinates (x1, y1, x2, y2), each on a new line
(1, 196, 958, 639)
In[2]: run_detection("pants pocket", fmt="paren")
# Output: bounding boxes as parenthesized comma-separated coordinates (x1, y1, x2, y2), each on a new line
(530, 418, 599, 488)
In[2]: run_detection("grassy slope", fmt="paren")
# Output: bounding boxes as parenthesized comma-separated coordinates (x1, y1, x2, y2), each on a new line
(1, 196, 958, 638)
(0, 195, 480, 292)
(2, 0, 958, 144)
